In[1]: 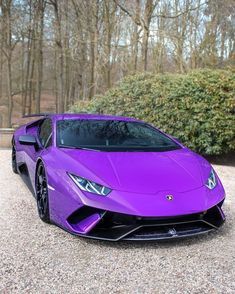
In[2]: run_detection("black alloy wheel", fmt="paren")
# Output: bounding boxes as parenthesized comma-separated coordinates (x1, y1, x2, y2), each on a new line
(12, 143, 18, 174)
(36, 162, 50, 223)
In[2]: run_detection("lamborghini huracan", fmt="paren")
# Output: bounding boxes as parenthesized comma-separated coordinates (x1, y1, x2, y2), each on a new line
(12, 113, 225, 241)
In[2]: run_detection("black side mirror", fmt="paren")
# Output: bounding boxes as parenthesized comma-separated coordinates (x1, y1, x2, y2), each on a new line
(19, 135, 37, 146)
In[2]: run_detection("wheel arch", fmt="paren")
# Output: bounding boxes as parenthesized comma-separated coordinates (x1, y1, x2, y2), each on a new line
(35, 157, 50, 188)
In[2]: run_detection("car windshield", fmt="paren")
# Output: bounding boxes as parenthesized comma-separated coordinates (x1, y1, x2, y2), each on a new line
(57, 119, 181, 152)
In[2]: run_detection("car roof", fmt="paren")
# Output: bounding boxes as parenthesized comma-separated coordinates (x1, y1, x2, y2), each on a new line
(47, 113, 140, 122)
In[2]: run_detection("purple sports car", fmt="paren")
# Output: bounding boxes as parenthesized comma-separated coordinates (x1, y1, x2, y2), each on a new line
(12, 114, 225, 241)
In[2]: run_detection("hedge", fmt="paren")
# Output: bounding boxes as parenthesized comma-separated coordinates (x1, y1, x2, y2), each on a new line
(70, 69, 235, 155)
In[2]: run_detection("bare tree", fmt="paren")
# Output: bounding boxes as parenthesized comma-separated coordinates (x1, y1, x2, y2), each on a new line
(1, 0, 14, 126)
(0, 0, 234, 126)
(49, 0, 65, 113)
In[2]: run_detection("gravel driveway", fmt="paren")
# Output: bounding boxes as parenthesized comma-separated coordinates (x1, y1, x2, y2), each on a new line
(0, 150, 234, 294)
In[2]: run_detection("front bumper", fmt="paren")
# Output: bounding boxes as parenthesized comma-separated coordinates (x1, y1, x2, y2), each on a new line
(66, 200, 225, 241)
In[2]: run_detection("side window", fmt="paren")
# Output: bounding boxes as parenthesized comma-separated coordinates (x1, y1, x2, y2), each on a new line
(39, 119, 52, 148)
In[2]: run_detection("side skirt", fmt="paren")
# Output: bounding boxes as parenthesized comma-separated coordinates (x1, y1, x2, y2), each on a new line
(17, 162, 35, 197)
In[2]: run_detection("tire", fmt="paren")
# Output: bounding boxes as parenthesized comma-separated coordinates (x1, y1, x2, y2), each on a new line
(12, 143, 18, 174)
(36, 162, 50, 223)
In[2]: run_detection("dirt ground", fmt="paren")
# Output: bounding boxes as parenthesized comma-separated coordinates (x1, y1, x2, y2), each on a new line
(0, 150, 234, 293)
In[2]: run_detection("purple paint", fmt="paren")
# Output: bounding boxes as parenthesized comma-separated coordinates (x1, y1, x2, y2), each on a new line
(13, 114, 226, 241)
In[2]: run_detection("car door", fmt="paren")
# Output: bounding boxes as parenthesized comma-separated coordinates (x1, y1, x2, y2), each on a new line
(25, 118, 53, 188)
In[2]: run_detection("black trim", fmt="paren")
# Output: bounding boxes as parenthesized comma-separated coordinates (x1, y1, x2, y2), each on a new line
(19, 135, 37, 145)
(124, 222, 213, 241)
(67, 206, 105, 224)
(17, 163, 35, 197)
(23, 113, 52, 118)
(65, 202, 225, 241)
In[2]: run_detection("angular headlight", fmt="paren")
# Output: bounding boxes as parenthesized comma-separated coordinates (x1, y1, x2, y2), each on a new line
(205, 169, 217, 190)
(68, 173, 111, 196)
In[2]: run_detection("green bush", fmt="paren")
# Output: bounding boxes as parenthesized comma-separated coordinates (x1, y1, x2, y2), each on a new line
(70, 69, 235, 155)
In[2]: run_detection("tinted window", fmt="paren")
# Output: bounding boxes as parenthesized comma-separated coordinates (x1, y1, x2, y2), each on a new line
(57, 119, 180, 152)
(39, 119, 52, 148)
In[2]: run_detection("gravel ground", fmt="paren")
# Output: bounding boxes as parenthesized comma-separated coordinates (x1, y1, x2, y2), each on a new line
(0, 150, 234, 294)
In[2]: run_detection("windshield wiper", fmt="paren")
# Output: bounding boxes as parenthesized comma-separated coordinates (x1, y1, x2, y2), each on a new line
(58, 144, 180, 152)
(58, 145, 100, 152)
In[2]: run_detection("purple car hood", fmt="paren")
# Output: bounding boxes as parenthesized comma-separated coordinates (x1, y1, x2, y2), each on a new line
(58, 148, 204, 194)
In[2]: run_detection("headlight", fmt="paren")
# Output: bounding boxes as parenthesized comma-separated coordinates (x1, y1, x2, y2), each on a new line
(68, 173, 111, 196)
(205, 169, 217, 190)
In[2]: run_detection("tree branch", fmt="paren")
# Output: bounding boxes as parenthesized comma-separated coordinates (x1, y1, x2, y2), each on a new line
(153, 1, 208, 19)
(113, 0, 142, 27)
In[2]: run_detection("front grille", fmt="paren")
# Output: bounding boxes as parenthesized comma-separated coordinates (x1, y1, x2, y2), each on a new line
(67, 201, 225, 241)
(124, 222, 213, 240)
(90, 204, 225, 241)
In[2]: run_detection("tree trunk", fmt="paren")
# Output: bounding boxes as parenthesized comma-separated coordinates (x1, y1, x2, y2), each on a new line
(142, 28, 149, 71)
(89, 0, 99, 98)
(52, 0, 64, 113)
(22, 0, 33, 116)
(3, 0, 13, 127)
(6, 57, 13, 127)
(141, 0, 155, 71)
(35, 0, 45, 114)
